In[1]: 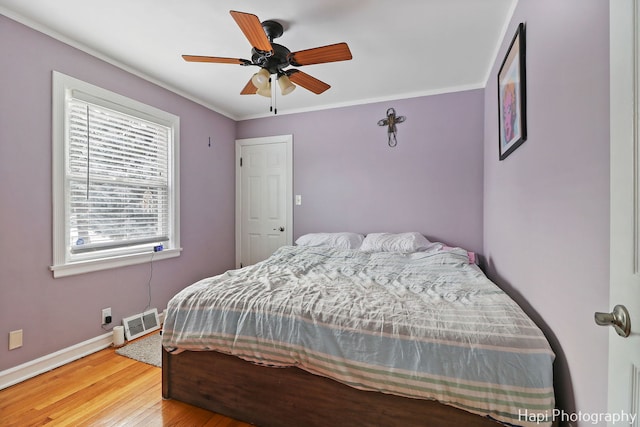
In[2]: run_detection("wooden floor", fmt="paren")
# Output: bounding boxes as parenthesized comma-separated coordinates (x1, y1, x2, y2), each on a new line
(0, 346, 253, 427)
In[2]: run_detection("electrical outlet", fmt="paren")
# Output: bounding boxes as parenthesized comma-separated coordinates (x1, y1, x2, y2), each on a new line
(102, 307, 112, 325)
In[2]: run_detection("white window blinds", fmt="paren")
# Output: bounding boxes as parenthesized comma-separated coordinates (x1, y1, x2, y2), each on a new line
(67, 98, 170, 254)
(52, 72, 180, 277)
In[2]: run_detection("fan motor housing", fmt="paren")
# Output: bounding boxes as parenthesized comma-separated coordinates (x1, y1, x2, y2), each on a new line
(252, 43, 291, 74)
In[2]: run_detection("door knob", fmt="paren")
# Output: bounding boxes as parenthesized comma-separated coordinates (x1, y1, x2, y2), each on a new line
(594, 304, 631, 337)
(273, 226, 285, 232)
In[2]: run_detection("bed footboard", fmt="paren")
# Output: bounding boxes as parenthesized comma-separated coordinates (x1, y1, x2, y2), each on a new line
(162, 347, 500, 427)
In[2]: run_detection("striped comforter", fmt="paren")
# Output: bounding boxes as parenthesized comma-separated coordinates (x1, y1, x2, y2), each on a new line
(162, 245, 554, 426)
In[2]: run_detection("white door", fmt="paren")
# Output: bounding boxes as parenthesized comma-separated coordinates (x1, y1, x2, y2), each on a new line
(236, 135, 293, 267)
(606, 0, 640, 423)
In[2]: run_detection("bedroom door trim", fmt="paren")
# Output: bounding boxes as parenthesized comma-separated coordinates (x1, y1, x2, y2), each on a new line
(235, 135, 293, 268)
(608, 0, 640, 420)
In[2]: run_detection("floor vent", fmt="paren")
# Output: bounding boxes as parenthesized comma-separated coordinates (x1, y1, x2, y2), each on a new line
(122, 308, 160, 341)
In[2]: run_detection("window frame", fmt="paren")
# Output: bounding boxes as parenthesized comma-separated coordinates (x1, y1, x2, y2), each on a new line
(51, 71, 181, 278)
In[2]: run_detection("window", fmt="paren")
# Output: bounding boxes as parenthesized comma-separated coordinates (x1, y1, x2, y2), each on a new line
(51, 71, 180, 277)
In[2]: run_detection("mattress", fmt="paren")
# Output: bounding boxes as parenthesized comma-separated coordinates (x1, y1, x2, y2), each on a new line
(162, 245, 554, 427)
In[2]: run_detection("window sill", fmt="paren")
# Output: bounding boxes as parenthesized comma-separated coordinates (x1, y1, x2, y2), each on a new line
(50, 248, 182, 278)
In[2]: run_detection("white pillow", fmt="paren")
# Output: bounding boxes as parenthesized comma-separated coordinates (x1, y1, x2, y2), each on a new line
(295, 232, 365, 249)
(360, 232, 433, 253)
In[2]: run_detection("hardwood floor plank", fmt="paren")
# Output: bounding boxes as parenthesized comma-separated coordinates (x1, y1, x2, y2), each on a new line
(0, 346, 252, 427)
(45, 364, 151, 422)
(50, 367, 159, 426)
(37, 357, 139, 412)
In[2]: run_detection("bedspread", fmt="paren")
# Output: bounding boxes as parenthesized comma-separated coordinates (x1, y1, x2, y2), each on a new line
(162, 245, 554, 427)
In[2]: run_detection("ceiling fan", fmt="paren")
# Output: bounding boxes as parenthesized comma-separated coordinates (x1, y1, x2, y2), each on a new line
(182, 10, 353, 98)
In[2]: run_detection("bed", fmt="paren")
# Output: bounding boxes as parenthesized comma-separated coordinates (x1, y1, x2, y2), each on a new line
(162, 233, 555, 427)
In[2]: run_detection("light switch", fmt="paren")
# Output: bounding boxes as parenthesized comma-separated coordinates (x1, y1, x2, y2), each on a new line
(295, 195, 302, 206)
(9, 329, 22, 350)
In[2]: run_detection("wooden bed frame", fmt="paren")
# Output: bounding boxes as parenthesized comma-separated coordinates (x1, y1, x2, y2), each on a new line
(162, 347, 501, 427)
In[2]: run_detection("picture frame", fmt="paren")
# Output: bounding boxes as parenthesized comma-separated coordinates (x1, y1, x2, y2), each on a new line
(498, 23, 527, 160)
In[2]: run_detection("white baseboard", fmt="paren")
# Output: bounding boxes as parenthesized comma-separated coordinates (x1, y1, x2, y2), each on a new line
(0, 332, 113, 391)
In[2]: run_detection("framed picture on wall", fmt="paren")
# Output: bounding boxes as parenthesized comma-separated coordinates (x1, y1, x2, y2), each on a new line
(498, 22, 527, 161)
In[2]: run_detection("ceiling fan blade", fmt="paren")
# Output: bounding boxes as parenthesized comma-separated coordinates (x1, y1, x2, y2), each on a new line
(289, 42, 352, 67)
(230, 10, 273, 54)
(240, 79, 258, 95)
(288, 70, 331, 94)
(182, 55, 248, 64)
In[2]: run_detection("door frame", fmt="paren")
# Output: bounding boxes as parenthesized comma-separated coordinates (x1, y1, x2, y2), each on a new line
(609, 0, 640, 418)
(235, 135, 293, 268)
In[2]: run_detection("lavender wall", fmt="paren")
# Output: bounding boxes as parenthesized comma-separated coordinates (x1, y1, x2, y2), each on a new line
(483, 0, 609, 418)
(1, 2, 608, 419)
(0, 16, 236, 370)
(237, 91, 485, 254)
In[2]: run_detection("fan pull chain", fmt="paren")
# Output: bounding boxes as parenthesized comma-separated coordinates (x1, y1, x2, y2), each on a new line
(273, 79, 278, 115)
(269, 77, 273, 113)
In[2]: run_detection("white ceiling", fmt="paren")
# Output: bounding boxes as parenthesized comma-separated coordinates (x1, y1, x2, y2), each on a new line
(0, 0, 516, 120)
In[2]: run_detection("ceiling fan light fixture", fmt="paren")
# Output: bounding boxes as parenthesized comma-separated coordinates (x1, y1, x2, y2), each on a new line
(182, 10, 353, 106)
(278, 75, 296, 95)
(256, 82, 272, 97)
(251, 68, 270, 89)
